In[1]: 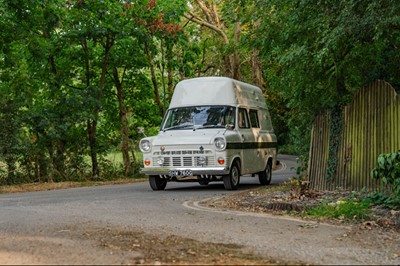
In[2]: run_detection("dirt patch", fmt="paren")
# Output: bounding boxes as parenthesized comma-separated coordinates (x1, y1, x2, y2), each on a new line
(0, 224, 299, 265)
(73, 225, 293, 265)
(205, 184, 400, 231)
(0, 178, 146, 194)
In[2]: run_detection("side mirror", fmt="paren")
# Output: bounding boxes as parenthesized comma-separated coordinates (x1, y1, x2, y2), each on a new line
(225, 124, 235, 130)
(138, 127, 147, 137)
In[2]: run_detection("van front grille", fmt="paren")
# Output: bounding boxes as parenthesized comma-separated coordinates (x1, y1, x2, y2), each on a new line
(183, 157, 192, 166)
(153, 149, 215, 167)
(173, 157, 181, 166)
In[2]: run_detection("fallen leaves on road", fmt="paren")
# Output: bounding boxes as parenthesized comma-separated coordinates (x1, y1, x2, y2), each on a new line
(73, 225, 290, 265)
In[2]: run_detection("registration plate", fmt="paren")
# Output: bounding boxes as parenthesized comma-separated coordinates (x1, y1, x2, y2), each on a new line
(169, 170, 193, 177)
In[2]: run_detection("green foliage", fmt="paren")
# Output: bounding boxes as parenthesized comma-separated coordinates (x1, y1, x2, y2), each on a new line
(367, 191, 400, 210)
(369, 151, 400, 209)
(1, 0, 399, 185)
(307, 199, 372, 221)
(371, 151, 400, 182)
(295, 155, 308, 178)
(306, 194, 372, 221)
(252, 0, 400, 154)
(0, 0, 188, 184)
(264, 91, 291, 149)
(281, 117, 312, 156)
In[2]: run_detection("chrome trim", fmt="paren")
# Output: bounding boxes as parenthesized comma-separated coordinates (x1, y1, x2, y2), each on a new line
(140, 166, 229, 176)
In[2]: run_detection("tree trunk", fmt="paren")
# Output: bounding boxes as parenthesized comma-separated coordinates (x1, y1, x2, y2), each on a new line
(250, 20, 265, 91)
(81, 39, 100, 177)
(224, 55, 233, 78)
(251, 48, 265, 91)
(144, 40, 163, 116)
(113, 67, 132, 176)
(5, 155, 16, 184)
(38, 148, 48, 181)
(32, 133, 48, 181)
(54, 139, 66, 179)
(87, 119, 99, 177)
(46, 138, 65, 181)
(177, 48, 186, 80)
(48, 52, 66, 178)
(185, 1, 234, 77)
(34, 156, 40, 182)
(46, 146, 55, 182)
(233, 22, 241, 80)
(166, 42, 175, 93)
(44, 26, 68, 177)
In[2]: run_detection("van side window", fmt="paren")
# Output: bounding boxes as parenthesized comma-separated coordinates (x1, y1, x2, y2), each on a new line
(238, 108, 250, 128)
(223, 107, 235, 126)
(249, 109, 260, 128)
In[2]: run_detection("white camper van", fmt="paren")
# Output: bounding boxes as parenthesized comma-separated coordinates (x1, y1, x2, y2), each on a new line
(139, 77, 277, 190)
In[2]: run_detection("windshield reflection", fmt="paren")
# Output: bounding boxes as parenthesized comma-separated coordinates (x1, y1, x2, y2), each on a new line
(162, 106, 235, 131)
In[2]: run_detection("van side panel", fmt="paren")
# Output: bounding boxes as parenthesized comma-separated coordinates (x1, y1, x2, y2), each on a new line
(233, 81, 267, 109)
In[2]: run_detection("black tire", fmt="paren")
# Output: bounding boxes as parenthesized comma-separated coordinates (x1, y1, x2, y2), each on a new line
(258, 161, 272, 185)
(223, 162, 240, 190)
(149, 175, 167, 190)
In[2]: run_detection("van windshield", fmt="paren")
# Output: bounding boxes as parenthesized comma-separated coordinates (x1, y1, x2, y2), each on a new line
(162, 106, 235, 131)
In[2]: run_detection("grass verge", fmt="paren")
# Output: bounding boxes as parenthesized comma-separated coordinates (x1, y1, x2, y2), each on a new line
(0, 178, 147, 194)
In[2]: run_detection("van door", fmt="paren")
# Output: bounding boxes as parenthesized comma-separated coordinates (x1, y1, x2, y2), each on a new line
(249, 109, 265, 172)
(237, 108, 255, 174)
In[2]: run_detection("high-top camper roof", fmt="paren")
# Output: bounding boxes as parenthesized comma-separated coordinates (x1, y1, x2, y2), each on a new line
(169, 77, 266, 109)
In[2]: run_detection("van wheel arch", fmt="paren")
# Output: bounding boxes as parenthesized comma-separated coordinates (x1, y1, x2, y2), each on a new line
(229, 156, 242, 171)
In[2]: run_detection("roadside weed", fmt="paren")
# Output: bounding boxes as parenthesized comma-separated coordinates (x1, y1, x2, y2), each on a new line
(370, 150, 400, 210)
(306, 197, 372, 221)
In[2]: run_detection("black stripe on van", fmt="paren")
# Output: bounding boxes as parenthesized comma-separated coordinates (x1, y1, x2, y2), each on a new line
(226, 142, 278, 149)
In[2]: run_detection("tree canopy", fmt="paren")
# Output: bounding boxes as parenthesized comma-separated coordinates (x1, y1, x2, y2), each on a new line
(0, 0, 399, 184)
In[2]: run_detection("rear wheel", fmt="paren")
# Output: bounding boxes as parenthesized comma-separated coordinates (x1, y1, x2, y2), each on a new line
(223, 162, 240, 190)
(149, 175, 167, 190)
(258, 161, 272, 185)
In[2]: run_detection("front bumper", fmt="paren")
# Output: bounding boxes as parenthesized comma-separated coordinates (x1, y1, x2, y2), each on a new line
(140, 167, 229, 176)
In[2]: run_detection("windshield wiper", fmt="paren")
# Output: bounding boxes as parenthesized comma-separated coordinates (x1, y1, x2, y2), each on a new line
(163, 124, 194, 131)
(196, 125, 225, 129)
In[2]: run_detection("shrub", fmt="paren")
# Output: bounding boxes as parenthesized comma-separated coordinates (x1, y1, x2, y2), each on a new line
(370, 150, 400, 209)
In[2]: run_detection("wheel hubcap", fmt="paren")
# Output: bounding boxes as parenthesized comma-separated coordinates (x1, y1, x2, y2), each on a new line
(232, 167, 239, 185)
(266, 165, 271, 181)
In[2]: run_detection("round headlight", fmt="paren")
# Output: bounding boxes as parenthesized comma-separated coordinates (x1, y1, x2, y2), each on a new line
(214, 137, 226, 150)
(140, 140, 151, 152)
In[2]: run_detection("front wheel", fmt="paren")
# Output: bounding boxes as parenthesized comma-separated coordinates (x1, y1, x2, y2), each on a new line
(258, 161, 272, 185)
(223, 162, 240, 190)
(198, 179, 209, 186)
(149, 175, 167, 191)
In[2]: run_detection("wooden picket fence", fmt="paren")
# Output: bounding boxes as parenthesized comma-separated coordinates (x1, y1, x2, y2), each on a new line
(308, 80, 400, 191)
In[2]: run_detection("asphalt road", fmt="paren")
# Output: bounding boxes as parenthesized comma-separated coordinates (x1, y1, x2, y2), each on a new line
(0, 154, 297, 230)
(1, 154, 397, 265)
